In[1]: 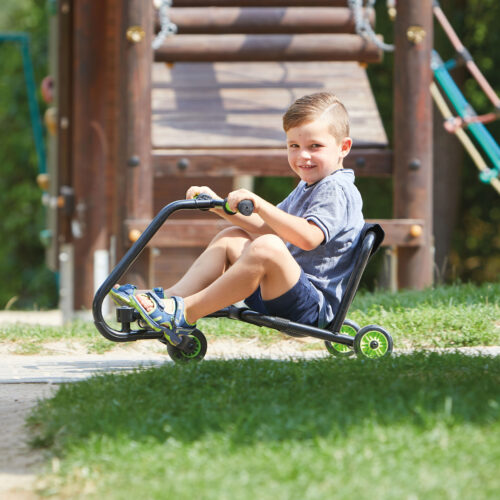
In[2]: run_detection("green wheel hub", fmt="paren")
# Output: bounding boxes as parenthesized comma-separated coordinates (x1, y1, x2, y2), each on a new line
(165, 329, 207, 362)
(181, 335, 202, 359)
(354, 325, 393, 359)
(324, 319, 359, 357)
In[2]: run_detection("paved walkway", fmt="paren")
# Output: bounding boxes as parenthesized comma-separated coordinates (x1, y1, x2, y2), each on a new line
(2, 345, 500, 384)
(0, 353, 168, 384)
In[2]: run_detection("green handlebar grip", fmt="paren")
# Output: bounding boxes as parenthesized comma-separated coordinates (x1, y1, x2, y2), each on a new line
(223, 201, 237, 215)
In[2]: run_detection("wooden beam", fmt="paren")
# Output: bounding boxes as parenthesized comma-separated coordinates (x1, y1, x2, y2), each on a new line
(377, 219, 425, 247)
(171, 1, 349, 6)
(125, 218, 425, 248)
(152, 148, 392, 178)
(162, 7, 372, 35)
(155, 34, 382, 63)
(393, 0, 434, 288)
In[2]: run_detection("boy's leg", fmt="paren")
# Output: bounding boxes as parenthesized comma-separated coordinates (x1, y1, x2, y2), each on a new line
(165, 227, 253, 298)
(134, 234, 300, 329)
(182, 234, 301, 323)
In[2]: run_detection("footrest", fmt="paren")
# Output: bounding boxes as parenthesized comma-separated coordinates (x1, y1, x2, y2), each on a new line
(116, 306, 140, 323)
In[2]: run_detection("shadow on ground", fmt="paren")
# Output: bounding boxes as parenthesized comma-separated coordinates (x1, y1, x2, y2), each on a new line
(29, 352, 500, 451)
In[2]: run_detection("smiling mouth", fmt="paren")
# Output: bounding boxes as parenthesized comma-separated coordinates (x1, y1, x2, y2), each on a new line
(298, 164, 316, 169)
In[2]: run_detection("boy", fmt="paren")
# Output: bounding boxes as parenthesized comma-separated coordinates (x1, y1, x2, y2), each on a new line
(112, 92, 364, 346)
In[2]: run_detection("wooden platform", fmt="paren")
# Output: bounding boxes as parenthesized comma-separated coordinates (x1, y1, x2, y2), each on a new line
(152, 61, 388, 150)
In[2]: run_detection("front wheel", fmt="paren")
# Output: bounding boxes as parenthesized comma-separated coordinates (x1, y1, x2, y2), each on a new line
(165, 329, 208, 363)
(353, 325, 393, 359)
(324, 319, 360, 357)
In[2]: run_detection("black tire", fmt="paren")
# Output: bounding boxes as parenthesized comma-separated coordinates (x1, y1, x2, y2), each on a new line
(166, 329, 208, 363)
(353, 325, 393, 359)
(324, 318, 360, 357)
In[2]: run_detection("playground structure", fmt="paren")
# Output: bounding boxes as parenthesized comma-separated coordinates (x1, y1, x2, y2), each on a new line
(38, 0, 497, 317)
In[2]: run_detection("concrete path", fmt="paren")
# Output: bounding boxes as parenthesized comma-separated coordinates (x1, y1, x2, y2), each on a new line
(2, 345, 500, 385)
(0, 353, 168, 384)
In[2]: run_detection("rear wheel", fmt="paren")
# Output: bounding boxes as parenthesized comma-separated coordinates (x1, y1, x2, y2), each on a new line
(324, 319, 359, 357)
(165, 329, 207, 363)
(353, 325, 393, 359)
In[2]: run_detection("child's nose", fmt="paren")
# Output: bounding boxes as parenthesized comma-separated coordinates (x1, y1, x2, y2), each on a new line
(299, 148, 311, 159)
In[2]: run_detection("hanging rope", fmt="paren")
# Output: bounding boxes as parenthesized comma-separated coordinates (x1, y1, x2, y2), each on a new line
(152, 0, 177, 51)
(348, 0, 395, 53)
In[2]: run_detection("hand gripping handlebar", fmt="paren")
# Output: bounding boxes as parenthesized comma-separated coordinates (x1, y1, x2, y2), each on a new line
(195, 194, 254, 216)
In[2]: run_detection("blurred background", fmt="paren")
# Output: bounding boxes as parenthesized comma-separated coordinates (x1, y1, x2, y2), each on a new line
(0, 0, 498, 310)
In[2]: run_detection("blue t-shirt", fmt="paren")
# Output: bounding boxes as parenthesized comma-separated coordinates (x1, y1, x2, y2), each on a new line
(277, 169, 364, 327)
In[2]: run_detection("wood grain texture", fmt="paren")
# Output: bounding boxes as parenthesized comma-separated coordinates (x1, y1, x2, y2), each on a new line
(152, 62, 388, 149)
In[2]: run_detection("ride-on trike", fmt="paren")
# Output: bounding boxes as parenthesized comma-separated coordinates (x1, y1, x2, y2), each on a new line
(92, 196, 393, 362)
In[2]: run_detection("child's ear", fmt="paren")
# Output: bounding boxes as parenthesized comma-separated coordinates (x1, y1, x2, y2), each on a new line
(340, 137, 353, 157)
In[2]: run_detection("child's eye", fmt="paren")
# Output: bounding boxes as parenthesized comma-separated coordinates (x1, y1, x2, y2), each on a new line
(311, 144, 323, 148)
(288, 144, 299, 148)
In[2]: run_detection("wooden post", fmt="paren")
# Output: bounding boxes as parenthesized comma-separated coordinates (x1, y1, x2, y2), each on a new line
(72, 0, 110, 311)
(122, 0, 154, 289)
(393, 0, 434, 289)
(71, 0, 125, 311)
(56, 0, 73, 246)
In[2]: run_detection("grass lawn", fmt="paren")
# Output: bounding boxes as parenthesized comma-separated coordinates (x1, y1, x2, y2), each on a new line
(1, 282, 499, 354)
(11, 282, 499, 498)
(29, 353, 500, 499)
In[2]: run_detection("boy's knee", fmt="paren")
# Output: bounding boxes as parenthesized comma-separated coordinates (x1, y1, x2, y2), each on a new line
(249, 234, 288, 262)
(211, 227, 250, 244)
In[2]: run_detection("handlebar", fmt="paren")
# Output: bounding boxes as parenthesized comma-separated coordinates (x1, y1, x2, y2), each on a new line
(92, 195, 253, 342)
(196, 194, 254, 216)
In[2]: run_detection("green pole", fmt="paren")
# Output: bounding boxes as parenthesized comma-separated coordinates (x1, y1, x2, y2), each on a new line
(0, 32, 47, 175)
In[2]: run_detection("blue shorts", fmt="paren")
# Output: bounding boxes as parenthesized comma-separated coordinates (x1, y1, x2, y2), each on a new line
(244, 270, 321, 326)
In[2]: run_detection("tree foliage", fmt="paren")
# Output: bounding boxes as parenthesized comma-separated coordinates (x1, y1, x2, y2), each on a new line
(0, 0, 57, 308)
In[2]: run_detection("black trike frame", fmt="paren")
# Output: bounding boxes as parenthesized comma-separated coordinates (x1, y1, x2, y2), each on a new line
(92, 197, 385, 351)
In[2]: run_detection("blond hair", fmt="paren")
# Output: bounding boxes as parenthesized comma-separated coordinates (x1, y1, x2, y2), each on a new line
(282, 92, 350, 142)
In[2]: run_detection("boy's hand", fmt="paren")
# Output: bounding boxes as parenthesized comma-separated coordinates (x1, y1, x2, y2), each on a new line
(186, 186, 221, 201)
(226, 189, 260, 214)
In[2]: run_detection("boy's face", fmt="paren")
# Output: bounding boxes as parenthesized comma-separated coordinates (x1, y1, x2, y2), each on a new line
(286, 118, 352, 185)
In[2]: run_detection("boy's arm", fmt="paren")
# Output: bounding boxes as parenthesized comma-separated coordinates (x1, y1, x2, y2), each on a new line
(226, 189, 325, 251)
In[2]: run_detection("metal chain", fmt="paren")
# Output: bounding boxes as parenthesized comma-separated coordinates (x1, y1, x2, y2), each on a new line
(348, 0, 395, 53)
(152, 0, 177, 50)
